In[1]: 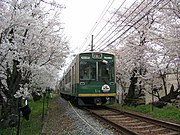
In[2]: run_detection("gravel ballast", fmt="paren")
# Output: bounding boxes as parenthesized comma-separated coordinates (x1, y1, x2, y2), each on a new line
(42, 96, 116, 135)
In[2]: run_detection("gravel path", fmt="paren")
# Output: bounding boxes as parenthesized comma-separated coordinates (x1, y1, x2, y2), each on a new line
(42, 95, 117, 135)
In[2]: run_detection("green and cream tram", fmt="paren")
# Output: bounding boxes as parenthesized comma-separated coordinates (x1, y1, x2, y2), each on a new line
(59, 52, 116, 105)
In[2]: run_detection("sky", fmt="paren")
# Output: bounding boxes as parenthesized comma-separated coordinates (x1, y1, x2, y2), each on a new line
(60, 0, 136, 54)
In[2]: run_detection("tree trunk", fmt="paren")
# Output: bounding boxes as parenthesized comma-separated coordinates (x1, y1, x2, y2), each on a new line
(153, 84, 180, 108)
(0, 60, 22, 128)
(160, 71, 168, 96)
(124, 69, 138, 106)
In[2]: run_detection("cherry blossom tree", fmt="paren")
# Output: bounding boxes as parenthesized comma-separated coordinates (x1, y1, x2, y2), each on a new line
(0, 0, 69, 127)
(147, 0, 180, 107)
(109, 0, 180, 106)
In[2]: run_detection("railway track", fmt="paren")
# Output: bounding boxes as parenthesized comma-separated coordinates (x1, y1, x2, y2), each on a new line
(83, 106, 180, 135)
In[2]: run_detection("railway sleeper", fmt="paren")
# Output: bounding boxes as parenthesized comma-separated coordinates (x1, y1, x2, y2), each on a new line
(139, 127, 169, 134)
(103, 115, 126, 119)
(100, 113, 123, 117)
(117, 119, 140, 123)
(129, 124, 156, 129)
(125, 121, 146, 126)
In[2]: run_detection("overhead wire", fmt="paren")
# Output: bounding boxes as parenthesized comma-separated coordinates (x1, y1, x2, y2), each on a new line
(78, 0, 114, 52)
(113, 20, 150, 49)
(85, 0, 114, 40)
(112, 0, 172, 49)
(83, 0, 134, 52)
(93, 0, 128, 40)
(95, 0, 149, 51)
(86, 20, 148, 52)
(94, 0, 139, 46)
(99, 0, 170, 51)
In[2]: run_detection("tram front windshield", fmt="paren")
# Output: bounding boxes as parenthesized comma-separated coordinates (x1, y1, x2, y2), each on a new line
(79, 60, 114, 82)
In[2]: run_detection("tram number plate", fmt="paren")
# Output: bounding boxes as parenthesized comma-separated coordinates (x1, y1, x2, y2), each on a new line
(92, 53, 102, 59)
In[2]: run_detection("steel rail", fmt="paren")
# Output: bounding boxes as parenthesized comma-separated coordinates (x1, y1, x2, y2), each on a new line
(84, 107, 138, 135)
(107, 106, 180, 132)
(83, 106, 180, 135)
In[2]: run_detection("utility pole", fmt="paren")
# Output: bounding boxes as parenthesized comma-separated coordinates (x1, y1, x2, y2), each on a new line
(17, 98, 21, 135)
(90, 35, 94, 51)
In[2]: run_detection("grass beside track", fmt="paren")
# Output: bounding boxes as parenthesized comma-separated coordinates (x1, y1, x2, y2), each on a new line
(0, 96, 49, 135)
(110, 103, 180, 123)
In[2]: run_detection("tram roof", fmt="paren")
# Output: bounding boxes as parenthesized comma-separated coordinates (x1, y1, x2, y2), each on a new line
(76, 51, 115, 56)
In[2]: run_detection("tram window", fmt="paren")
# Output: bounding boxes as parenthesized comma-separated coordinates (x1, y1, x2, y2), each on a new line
(80, 61, 96, 81)
(100, 63, 109, 81)
(79, 60, 114, 81)
(99, 61, 114, 81)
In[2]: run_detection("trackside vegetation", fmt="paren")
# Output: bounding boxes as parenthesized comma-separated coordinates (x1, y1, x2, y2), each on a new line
(1, 97, 179, 135)
(110, 103, 180, 123)
(0, 98, 48, 135)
